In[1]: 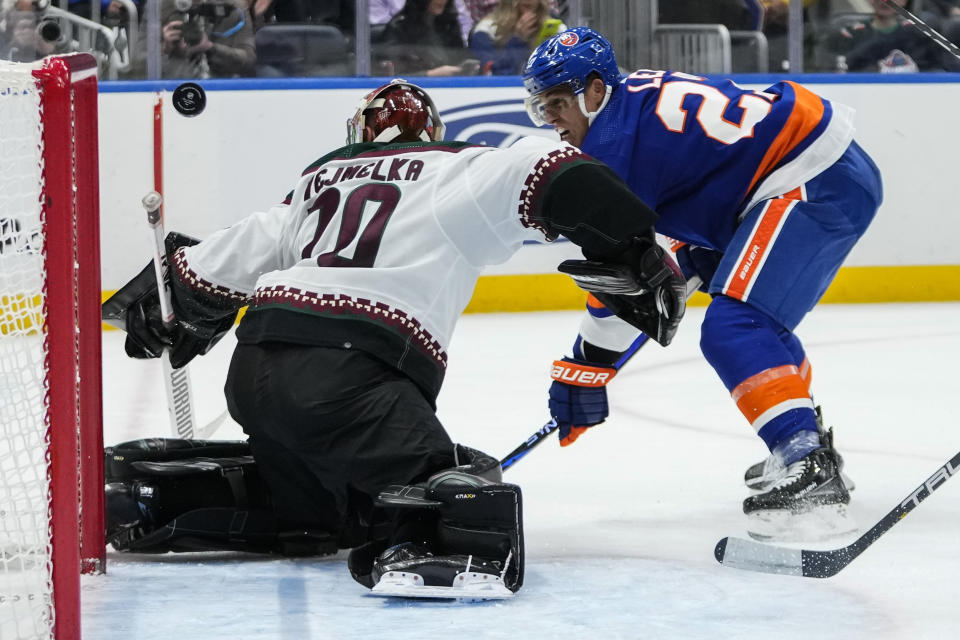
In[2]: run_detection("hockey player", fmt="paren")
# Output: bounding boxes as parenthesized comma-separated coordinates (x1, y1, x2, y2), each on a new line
(522, 27, 883, 539)
(103, 79, 686, 596)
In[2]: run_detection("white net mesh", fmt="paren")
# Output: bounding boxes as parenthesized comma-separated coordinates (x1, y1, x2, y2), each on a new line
(0, 61, 55, 640)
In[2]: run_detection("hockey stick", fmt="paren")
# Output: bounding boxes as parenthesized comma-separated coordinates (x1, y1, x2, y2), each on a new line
(143, 191, 198, 439)
(880, 0, 960, 61)
(500, 418, 560, 471)
(715, 448, 960, 578)
(499, 274, 704, 471)
(499, 334, 645, 471)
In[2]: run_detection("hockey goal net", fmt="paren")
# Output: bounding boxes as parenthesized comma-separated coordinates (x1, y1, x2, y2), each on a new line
(0, 54, 105, 640)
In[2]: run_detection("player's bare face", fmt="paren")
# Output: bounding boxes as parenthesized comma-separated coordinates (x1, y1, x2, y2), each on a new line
(538, 87, 589, 148)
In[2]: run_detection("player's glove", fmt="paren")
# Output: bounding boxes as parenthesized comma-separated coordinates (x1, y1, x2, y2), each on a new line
(548, 357, 617, 447)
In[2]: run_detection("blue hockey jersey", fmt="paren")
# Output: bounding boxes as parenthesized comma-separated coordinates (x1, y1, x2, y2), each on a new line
(580, 70, 856, 251)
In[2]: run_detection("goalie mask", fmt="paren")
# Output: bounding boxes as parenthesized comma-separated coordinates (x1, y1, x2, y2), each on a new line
(346, 79, 446, 145)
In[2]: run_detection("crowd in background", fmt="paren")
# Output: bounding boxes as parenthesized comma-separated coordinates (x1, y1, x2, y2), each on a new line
(1, 0, 959, 78)
(665, 0, 960, 72)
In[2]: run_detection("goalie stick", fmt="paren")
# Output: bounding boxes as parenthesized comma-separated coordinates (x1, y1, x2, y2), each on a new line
(715, 448, 960, 578)
(143, 191, 233, 440)
(143, 190, 198, 439)
(880, 0, 960, 61)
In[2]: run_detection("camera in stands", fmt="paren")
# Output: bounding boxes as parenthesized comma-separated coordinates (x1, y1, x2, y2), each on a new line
(173, 0, 236, 46)
(28, 0, 64, 44)
(35, 17, 61, 43)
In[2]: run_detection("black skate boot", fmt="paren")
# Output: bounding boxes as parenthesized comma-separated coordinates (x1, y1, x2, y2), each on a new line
(370, 542, 513, 599)
(743, 447, 857, 542)
(743, 406, 855, 492)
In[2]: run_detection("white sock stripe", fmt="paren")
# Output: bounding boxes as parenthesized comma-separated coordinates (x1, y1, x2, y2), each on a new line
(751, 397, 817, 433)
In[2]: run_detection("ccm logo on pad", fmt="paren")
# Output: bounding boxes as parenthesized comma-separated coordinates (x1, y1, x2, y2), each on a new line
(551, 361, 616, 387)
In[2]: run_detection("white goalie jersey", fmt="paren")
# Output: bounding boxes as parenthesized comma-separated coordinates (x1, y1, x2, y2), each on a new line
(172, 136, 587, 398)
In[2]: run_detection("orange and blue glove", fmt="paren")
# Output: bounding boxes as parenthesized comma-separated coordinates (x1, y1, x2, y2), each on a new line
(548, 357, 617, 446)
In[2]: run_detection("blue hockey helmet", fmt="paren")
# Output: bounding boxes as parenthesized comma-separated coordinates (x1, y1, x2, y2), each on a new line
(522, 27, 620, 97)
(521, 27, 620, 127)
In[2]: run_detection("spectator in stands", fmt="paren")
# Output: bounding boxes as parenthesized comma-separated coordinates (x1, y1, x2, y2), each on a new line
(0, 8, 63, 62)
(657, 0, 756, 30)
(824, 0, 941, 72)
(461, 0, 497, 23)
(252, 0, 353, 31)
(755, 0, 825, 71)
(920, 0, 960, 20)
(469, 0, 564, 75)
(128, 0, 255, 79)
(370, 0, 404, 25)
(371, 0, 490, 50)
(66, 0, 112, 21)
(914, 0, 960, 68)
(379, 0, 475, 76)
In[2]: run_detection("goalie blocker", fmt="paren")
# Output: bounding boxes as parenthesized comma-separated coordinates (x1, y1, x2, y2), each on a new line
(102, 232, 238, 370)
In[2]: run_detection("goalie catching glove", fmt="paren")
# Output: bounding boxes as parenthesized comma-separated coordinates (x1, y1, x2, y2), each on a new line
(102, 232, 238, 369)
(559, 235, 687, 346)
(549, 357, 617, 446)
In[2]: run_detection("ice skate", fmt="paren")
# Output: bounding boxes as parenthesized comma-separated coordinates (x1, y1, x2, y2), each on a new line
(744, 407, 856, 492)
(743, 447, 857, 542)
(369, 542, 514, 600)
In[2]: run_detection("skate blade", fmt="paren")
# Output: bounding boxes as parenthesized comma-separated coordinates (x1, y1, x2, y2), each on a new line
(370, 570, 514, 600)
(746, 502, 858, 543)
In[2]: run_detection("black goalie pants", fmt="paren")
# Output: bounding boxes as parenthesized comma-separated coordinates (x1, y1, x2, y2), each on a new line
(224, 343, 456, 549)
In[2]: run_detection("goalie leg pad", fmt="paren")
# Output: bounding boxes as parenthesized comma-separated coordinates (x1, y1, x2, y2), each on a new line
(104, 438, 337, 556)
(361, 446, 524, 594)
(105, 438, 252, 482)
(430, 482, 524, 592)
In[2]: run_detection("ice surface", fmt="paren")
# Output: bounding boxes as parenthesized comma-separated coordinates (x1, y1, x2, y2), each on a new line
(86, 303, 960, 639)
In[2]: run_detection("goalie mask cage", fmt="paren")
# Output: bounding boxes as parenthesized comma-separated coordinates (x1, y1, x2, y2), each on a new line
(0, 54, 105, 640)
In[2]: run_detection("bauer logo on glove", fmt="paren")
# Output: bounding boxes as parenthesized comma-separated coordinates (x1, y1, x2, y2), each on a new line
(548, 357, 617, 446)
(550, 360, 616, 387)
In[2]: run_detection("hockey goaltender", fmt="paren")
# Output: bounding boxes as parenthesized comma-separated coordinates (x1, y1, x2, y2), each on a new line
(101, 79, 685, 599)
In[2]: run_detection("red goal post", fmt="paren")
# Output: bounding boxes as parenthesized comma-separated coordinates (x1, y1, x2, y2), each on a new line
(0, 53, 105, 640)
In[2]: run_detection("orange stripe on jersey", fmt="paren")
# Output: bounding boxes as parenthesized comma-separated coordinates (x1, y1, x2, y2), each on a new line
(732, 365, 812, 428)
(724, 197, 794, 300)
(746, 82, 825, 197)
(586, 294, 605, 309)
(783, 186, 804, 201)
(665, 237, 687, 253)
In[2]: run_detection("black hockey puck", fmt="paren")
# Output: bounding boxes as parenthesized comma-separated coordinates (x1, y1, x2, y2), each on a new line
(172, 82, 206, 117)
